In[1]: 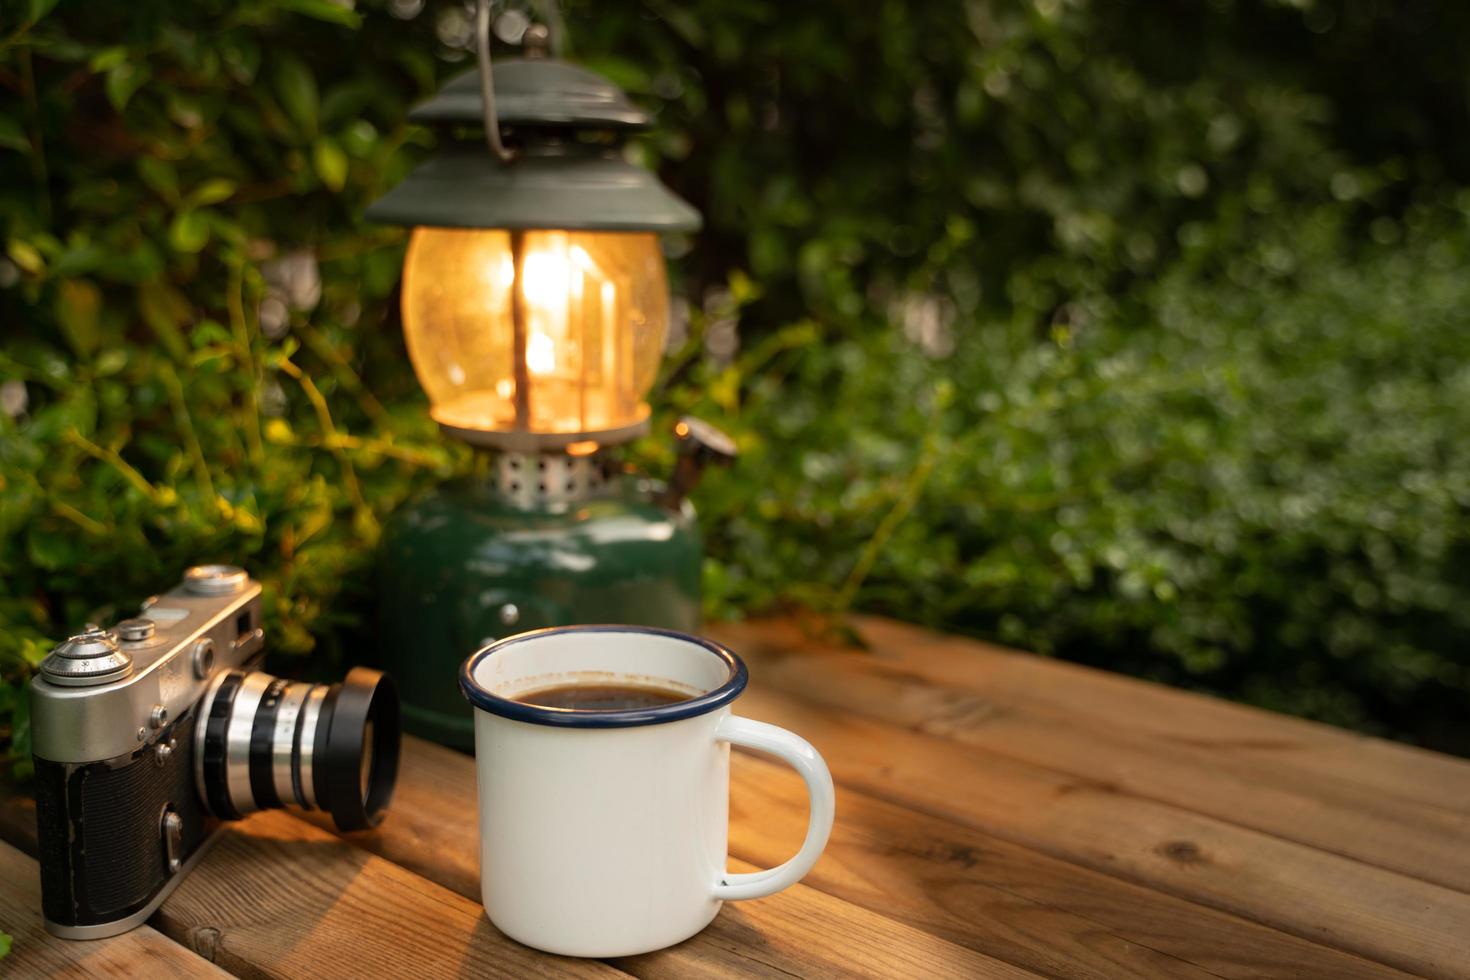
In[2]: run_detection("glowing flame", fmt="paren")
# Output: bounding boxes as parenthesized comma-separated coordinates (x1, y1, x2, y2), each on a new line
(520, 250, 568, 306)
(474, 238, 620, 383)
(526, 331, 557, 376)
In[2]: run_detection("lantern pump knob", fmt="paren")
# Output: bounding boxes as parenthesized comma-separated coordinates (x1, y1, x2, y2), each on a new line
(657, 417, 737, 511)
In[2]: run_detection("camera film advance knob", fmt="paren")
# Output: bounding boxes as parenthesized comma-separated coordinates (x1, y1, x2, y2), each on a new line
(40, 628, 134, 687)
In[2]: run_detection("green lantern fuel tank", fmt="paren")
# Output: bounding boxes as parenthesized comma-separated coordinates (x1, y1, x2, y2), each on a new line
(375, 461, 702, 749)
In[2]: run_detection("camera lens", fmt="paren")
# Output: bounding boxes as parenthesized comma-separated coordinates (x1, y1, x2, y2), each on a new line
(195, 667, 400, 831)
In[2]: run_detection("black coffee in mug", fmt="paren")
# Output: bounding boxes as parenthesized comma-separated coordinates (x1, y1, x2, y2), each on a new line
(517, 682, 689, 711)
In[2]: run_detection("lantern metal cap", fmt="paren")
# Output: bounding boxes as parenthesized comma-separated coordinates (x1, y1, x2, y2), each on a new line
(410, 58, 651, 130)
(364, 141, 701, 232)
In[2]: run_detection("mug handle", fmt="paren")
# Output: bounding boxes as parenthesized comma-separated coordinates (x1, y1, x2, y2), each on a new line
(712, 714, 835, 901)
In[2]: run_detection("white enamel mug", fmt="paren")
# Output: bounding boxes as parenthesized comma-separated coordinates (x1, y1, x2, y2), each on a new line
(458, 625, 835, 957)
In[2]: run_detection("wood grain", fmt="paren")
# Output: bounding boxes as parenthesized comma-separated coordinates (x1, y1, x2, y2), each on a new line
(157, 809, 626, 980)
(4, 614, 1467, 980)
(2, 754, 1028, 978)
(302, 736, 1416, 980)
(728, 750, 1415, 980)
(296, 737, 1039, 979)
(724, 615, 1470, 814)
(0, 785, 623, 979)
(712, 618, 1470, 894)
(0, 838, 227, 980)
(614, 857, 1037, 980)
(731, 684, 1470, 979)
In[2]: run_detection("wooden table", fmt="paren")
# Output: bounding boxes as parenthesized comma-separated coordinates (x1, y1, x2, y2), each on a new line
(3, 615, 1468, 978)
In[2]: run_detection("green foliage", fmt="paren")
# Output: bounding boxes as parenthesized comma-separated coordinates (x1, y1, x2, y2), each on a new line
(674, 207, 1470, 745)
(2, 0, 1469, 763)
(0, 2, 461, 770)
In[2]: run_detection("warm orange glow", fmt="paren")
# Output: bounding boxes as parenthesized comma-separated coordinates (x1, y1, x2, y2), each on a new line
(400, 229, 669, 436)
(565, 440, 601, 457)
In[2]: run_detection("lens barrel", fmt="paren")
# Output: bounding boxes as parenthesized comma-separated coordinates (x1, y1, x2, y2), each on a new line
(196, 667, 400, 831)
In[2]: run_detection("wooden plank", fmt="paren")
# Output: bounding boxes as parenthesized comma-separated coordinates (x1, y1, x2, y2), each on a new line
(300, 736, 1414, 980)
(1, 760, 1031, 979)
(617, 857, 1037, 980)
(729, 684, 1470, 980)
(0, 786, 623, 979)
(161, 809, 624, 980)
(295, 737, 1041, 980)
(733, 615, 1470, 814)
(0, 838, 228, 980)
(711, 618, 1470, 894)
(728, 750, 1415, 980)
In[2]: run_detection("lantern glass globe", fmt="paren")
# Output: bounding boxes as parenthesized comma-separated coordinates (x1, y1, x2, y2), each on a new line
(401, 228, 669, 439)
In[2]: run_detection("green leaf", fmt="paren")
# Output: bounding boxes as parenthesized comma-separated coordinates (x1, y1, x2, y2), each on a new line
(313, 137, 348, 192)
(168, 210, 209, 253)
(272, 56, 319, 138)
(54, 279, 102, 356)
(186, 178, 237, 207)
(104, 62, 150, 111)
(88, 46, 128, 72)
(97, 240, 164, 283)
(0, 927, 11, 959)
(6, 239, 45, 274)
(137, 281, 192, 359)
(0, 116, 28, 153)
(27, 0, 60, 23)
(220, 36, 261, 85)
(27, 525, 79, 571)
(321, 82, 375, 130)
(95, 347, 128, 376)
(190, 319, 233, 348)
(136, 156, 179, 202)
(166, 92, 205, 130)
(276, 0, 362, 28)
(49, 240, 105, 278)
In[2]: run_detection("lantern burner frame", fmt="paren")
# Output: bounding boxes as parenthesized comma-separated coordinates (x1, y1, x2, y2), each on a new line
(486, 450, 622, 509)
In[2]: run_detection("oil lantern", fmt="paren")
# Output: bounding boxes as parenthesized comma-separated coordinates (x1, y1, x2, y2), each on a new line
(365, 19, 733, 748)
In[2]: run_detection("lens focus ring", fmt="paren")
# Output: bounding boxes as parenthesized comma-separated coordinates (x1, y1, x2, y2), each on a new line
(195, 666, 400, 832)
(271, 682, 312, 808)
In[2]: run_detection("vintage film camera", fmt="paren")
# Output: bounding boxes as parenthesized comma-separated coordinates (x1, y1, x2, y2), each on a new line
(29, 565, 400, 939)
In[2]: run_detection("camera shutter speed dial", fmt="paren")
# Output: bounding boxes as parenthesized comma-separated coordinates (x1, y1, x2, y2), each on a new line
(40, 629, 134, 687)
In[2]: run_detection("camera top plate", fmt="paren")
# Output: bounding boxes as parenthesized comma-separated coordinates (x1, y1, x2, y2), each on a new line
(30, 566, 265, 764)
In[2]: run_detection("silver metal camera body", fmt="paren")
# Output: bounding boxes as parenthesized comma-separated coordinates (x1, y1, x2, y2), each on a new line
(29, 565, 264, 939)
(31, 564, 264, 768)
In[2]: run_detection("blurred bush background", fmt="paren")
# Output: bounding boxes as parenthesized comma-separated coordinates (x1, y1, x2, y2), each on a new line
(2, 0, 1468, 774)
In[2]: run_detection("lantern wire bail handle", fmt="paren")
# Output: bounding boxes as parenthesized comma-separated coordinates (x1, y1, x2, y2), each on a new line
(475, 0, 565, 166)
(475, 0, 516, 164)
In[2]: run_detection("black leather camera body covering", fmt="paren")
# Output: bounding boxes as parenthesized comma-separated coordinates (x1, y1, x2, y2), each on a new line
(33, 709, 213, 930)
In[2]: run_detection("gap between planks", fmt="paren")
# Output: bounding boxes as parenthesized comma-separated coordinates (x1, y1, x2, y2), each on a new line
(711, 617, 1470, 894)
(295, 735, 1414, 980)
(730, 683, 1470, 980)
(0, 837, 228, 980)
(831, 614, 1469, 814)
(0, 779, 1031, 980)
(0, 722, 1442, 980)
(729, 749, 1418, 980)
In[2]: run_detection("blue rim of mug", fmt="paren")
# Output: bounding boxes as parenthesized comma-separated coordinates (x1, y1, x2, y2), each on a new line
(458, 625, 749, 728)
